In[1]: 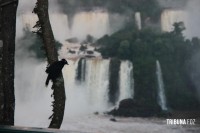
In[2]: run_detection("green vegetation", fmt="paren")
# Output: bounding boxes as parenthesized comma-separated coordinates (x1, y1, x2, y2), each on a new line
(97, 22, 200, 111)
(18, 28, 62, 60)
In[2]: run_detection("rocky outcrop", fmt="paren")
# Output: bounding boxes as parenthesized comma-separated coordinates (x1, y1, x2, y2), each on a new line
(108, 98, 170, 117)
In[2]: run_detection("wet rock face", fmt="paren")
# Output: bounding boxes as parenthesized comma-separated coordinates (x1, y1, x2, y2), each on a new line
(108, 98, 167, 117)
(118, 98, 136, 109)
(108, 58, 121, 105)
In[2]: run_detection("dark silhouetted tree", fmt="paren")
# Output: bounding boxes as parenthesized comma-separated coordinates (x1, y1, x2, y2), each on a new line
(33, 0, 66, 129)
(0, 0, 18, 125)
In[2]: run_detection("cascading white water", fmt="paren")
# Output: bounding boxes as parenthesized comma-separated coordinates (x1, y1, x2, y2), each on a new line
(119, 61, 134, 101)
(13, 0, 200, 132)
(135, 12, 142, 30)
(62, 59, 80, 87)
(17, 13, 70, 43)
(15, 61, 53, 127)
(15, 0, 132, 128)
(61, 58, 114, 115)
(62, 59, 95, 116)
(49, 14, 70, 43)
(156, 60, 167, 111)
(17, 11, 126, 43)
(71, 11, 111, 41)
(161, 9, 187, 32)
(62, 58, 135, 113)
(15, 50, 52, 127)
(84, 59, 110, 111)
(18, 13, 38, 31)
(184, 0, 200, 38)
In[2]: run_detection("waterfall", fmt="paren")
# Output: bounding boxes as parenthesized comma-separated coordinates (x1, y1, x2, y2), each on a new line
(49, 14, 70, 43)
(74, 58, 135, 110)
(84, 59, 110, 110)
(15, 0, 133, 127)
(62, 59, 97, 115)
(75, 59, 134, 107)
(135, 12, 142, 30)
(156, 60, 167, 111)
(119, 61, 134, 101)
(62, 58, 111, 113)
(17, 10, 114, 42)
(17, 13, 38, 31)
(16, 13, 38, 39)
(17, 13, 70, 43)
(63, 59, 80, 87)
(17, 11, 126, 44)
(161, 9, 187, 32)
(161, 7, 200, 39)
(15, 56, 134, 126)
(64, 58, 135, 111)
(184, 0, 200, 38)
(71, 11, 111, 41)
(15, 59, 52, 127)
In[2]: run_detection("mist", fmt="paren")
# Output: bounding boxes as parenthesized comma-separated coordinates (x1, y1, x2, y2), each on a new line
(15, 22, 52, 128)
(184, 0, 200, 38)
(15, 0, 124, 127)
(13, 0, 200, 131)
(15, 0, 55, 127)
(182, 0, 200, 101)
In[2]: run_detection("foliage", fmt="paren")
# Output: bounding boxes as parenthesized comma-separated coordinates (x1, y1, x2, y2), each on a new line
(19, 28, 62, 60)
(118, 40, 131, 59)
(172, 22, 186, 35)
(97, 23, 200, 110)
(79, 44, 87, 51)
(85, 35, 95, 44)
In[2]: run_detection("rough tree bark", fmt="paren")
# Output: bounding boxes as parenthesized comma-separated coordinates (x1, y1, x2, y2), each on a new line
(33, 0, 66, 129)
(0, 0, 18, 125)
(0, 1, 4, 123)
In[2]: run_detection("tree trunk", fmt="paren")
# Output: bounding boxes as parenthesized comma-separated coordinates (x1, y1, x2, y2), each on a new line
(0, 0, 18, 125)
(0, 2, 4, 123)
(33, 0, 66, 129)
